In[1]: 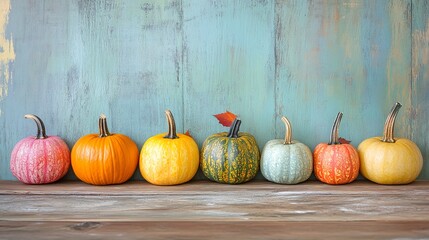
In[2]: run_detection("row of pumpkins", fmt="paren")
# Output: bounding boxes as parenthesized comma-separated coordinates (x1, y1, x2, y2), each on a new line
(10, 102, 423, 186)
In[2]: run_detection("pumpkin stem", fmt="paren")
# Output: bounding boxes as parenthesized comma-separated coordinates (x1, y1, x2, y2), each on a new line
(99, 114, 111, 137)
(227, 118, 241, 138)
(164, 110, 178, 139)
(281, 116, 293, 145)
(24, 114, 47, 139)
(382, 102, 402, 143)
(329, 112, 343, 145)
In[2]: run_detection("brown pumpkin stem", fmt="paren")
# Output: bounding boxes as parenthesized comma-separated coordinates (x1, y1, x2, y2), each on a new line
(227, 118, 241, 138)
(329, 112, 343, 145)
(281, 116, 293, 145)
(164, 110, 178, 139)
(382, 102, 402, 143)
(24, 114, 47, 139)
(99, 114, 111, 137)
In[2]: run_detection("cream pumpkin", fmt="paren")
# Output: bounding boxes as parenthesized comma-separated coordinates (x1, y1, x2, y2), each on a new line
(261, 116, 312, 184)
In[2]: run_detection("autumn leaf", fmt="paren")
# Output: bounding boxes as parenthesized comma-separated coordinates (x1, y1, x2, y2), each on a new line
(338, 137, 351, 144)
(213, 111, 237, 127)
(184, 129, 193, 139)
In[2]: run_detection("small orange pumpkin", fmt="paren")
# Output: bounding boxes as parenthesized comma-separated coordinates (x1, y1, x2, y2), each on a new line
(71, 114, 139, 185)
(313, 112, 360, 185)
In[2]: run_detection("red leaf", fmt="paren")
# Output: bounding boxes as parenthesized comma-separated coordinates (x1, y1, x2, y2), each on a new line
(339, 137, 351, 144)
(213, 111, 237, 127)
(184, 130, 193, 139)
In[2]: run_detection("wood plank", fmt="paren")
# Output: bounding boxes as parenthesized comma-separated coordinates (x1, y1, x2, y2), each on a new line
(1, 221, 429, 240)
(411, 0, 429, 179)
(385, 0, 413, 137)
(182, 0, 276, 147)
(1, 181, 428, 222)
(1, 181, 428, 238)
(1, 180, 429, 195)
(275, 0, 412, 150)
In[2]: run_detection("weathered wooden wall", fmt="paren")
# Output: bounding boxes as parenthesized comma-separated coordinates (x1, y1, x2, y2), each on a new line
(0, 0, 428, 180)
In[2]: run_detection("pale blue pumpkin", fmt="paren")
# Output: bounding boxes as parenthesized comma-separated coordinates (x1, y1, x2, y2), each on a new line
(261, 116, 313, 184)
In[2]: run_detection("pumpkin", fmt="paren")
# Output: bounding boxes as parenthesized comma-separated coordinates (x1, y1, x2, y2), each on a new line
(140, 110, 199, 185)
(71, 114, 138, 185)
(10, 114, 70, 184)
(261, 116, 312, 184)
(314, 112, 360, 185)
(358, 102, 423, 184)
(200, 118, 260, 184)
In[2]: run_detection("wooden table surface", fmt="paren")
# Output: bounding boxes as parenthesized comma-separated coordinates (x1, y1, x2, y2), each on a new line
(0, 180, 428, 239)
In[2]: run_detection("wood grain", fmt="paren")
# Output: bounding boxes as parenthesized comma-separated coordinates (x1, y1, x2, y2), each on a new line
(275, 0, 413, 149)
(182, 0, 276, 146)
(1, 180, 428, 222)
(412, 0, 429, 179)
(1, 221, 428, 240)
(1, 180, 429, 239)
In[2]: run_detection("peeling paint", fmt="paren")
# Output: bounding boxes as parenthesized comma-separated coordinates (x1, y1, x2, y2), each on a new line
(412, 19, 429, 83)
(386, 1, 412, 137)
(411, 0, 429, 179)
(0, 0, 15, 105)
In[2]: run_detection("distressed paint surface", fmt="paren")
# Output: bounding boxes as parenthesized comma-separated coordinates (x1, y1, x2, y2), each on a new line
(275, 0, 412, 148)
(412, 0, 429, 179)
(0, 0, 15, 114)
(0, 0, 428, 180)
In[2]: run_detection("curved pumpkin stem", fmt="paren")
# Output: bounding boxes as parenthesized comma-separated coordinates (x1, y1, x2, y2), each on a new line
(329, 112, 343, 145)
(99, 114, 111, 137)
(382, 102, 402, 143)
(281, 116, 293, 145)
(227, 118, 241, 138)
(164, 110, 178, 139)
(24, 114, 47, 139)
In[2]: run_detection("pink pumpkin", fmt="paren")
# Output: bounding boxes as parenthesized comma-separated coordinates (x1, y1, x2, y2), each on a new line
(10, 114, 70, 184)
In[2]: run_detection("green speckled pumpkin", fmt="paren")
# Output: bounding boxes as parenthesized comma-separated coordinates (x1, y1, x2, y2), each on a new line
(200, 119, 260, 184)
(261, 116, 312, 184)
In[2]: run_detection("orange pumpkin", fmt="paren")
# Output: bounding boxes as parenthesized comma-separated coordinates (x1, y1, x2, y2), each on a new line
(314, 112, 360, 185)
(71, 114, 139, 185)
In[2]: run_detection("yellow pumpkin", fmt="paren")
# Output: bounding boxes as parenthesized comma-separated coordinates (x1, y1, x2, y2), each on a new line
(358, 102, 423, 184)
(139, 110, 199, 185)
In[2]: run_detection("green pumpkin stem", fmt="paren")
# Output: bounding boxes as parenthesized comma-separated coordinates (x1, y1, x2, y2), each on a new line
(164, 110, 178, 139)
(329, 112, 343, 145)
(382, 102, 402, 143)
(227, 118, 241, 138)
(281, 116, 293, 145)
(24, 114, 47, 139)
(99, 114, 111, 137)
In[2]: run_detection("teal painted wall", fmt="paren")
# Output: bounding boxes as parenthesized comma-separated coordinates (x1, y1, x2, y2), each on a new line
(0, 0, 428, 180)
